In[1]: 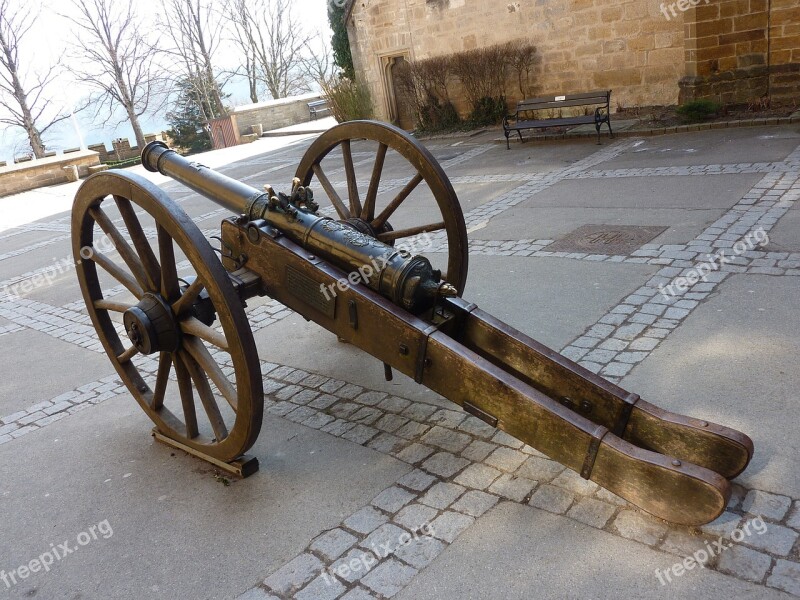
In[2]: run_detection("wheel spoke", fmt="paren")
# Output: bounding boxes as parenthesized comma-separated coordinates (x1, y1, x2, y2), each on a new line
(152, 352, 171, 410)
(117, 345, 139, 364)
(172, 278, 205, 316)
(377, 221, 445, 243)
(372, 173, 424, 230)
(89, 207, 150, 290)
(312, 163, 350, 220)
(173, 353, 199, 439)
(94, 299, 134, 313)
(362, 142, 388, 221)
(114, 196, 161, 291)
(181, 317, 229, 350)
(180, 350, 228, 442)
(342, 140, 362, 217)
(184, 336, 237, 411)
(158, 225, 180, 302)
(89, 250, 144, 299)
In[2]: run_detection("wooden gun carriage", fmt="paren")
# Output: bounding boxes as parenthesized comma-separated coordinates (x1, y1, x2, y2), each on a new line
(71, 121, 753, 526)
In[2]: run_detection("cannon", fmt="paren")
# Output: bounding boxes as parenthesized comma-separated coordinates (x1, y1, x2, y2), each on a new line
(71, 121, 753, 526)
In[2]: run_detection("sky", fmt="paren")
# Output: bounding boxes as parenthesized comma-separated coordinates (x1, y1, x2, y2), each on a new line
(0, 0, 333, 163)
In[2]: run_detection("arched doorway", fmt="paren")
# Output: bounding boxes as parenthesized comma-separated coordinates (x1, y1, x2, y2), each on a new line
(384, 55, 415, 131)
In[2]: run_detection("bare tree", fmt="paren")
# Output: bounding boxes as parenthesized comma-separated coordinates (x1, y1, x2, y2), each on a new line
(229, 0, 311, 100)
(66, 0, 164, 149)
(0, 0, 69, 158)
(301, 33, 334, 85)
(160, 0, 228, 123)
(226, 5, 259, 104)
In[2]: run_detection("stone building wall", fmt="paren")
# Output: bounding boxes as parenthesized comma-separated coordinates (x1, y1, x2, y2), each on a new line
(347, 0, 686, 121)
(346, 0, 799, 123)
(681, 0, 800, 104)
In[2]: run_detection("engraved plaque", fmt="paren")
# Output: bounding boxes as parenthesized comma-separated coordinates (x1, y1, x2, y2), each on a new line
(286, 266, 336, 318)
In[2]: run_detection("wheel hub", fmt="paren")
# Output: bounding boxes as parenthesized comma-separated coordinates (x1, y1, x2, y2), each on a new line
(123, 293, 180, 355)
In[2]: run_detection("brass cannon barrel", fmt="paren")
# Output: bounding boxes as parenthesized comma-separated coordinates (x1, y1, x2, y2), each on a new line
(142, 141, 258, 216)
(140, 141, 456, 313)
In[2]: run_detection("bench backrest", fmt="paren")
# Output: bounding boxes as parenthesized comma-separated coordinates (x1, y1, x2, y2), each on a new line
(308, 100, 329, 108)
(516, 90, 611, 113)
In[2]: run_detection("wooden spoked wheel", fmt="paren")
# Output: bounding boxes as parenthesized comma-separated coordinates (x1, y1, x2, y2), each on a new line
(72, 171, 263, 462)
(295, 120, 469, 294)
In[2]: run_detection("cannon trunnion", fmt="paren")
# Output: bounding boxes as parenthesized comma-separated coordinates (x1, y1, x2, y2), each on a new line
(71, 121, 753, 526)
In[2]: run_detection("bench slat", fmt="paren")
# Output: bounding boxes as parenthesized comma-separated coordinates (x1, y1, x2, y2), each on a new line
(517, 97, 608, 112)
(518, 90, 610, 105)
(508, 115, 597, 129)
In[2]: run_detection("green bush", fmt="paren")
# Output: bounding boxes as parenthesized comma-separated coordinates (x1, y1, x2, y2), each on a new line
(469, 96, 507, 126)
(676, 99, 721, 123)
(320, 77, 374, 122)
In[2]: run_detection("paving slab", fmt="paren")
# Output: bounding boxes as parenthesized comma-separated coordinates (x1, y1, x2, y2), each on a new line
(438, 139, 600, 177)
(767, 204, 800, 252)
(0, 394, 409, 599)
(520, 174, 760, 210)
(395, 502, 791, 600)
(622, 275, 800, 498)
(0, 329, 113, 416)
(473, 206, 727, 245)
(601, 126, 800, 169)
(462, 255, 656, 349)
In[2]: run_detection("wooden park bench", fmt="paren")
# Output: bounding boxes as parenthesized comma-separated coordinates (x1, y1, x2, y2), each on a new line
(503, 90, 613, 149)
(308, 99, 332, 120)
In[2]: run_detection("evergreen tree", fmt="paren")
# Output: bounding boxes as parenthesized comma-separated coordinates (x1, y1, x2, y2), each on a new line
(328, 2, 355, 80)
(166, 79, 213, 155)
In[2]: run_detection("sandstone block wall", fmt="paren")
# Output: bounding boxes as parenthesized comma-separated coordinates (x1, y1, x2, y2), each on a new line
(347, 0, 799, 122)
(681, 0, 799, 104)
(348, 0, 686, 121)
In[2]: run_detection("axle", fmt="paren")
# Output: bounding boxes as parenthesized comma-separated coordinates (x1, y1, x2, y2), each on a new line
(141, 141, 456, 313)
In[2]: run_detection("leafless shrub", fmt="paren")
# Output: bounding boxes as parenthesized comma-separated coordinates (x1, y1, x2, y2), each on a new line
(506, 40, 538, 98)
(319, 76, 373, 122)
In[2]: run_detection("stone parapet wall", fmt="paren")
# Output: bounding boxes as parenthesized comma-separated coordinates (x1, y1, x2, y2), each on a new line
(232, 93, 324, 136)
(87, 133, 166, 164)
(0, 151, 100, 198)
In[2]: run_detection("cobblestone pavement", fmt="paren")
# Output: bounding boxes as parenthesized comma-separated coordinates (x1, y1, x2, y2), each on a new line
(1, 126, 799, 599)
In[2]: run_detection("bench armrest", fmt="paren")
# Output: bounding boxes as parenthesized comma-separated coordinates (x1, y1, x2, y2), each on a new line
(594, 106, 609, 123)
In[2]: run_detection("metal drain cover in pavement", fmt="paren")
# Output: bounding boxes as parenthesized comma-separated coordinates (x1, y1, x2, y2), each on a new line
(547, 225, 668, 255)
